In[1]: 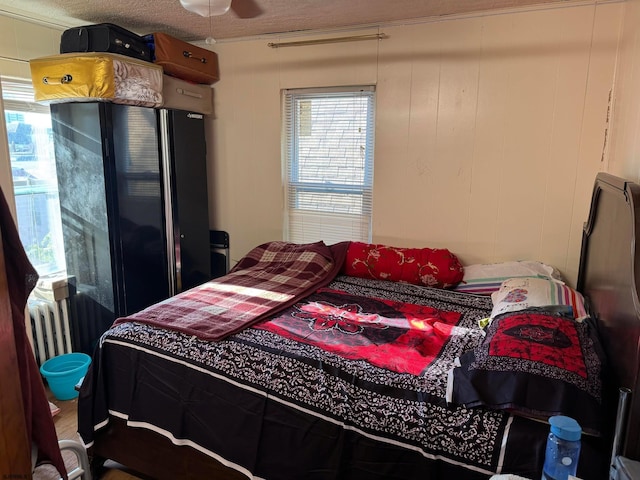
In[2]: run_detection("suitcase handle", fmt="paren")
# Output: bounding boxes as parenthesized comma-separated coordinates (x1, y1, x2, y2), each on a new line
(42, 75, 73, 85)
(176, 88, 203, 99)
(183, 50, 207, 64)
(115, 38, 146, 56)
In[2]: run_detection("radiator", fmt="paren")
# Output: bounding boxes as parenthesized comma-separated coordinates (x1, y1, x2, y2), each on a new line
(28, 297, 73, 366)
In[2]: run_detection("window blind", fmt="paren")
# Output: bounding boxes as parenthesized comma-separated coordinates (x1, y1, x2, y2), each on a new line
(283, 86, 375, 245)
(1, 78, 49, 114)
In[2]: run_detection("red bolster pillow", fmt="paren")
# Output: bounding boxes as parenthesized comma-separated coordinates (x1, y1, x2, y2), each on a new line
(344, 242, 464, 288)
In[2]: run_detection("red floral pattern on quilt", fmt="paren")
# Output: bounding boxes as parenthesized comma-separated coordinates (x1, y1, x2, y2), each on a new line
(255, 288, 462, 375)
(344, 242, 464, 288)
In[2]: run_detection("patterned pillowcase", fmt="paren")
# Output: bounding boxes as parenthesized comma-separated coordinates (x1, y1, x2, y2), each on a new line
(490, 277, 587, 320)
(344, 242, 464, 288)
(446, 308, 605, 436)
(452, 260, 563, 295)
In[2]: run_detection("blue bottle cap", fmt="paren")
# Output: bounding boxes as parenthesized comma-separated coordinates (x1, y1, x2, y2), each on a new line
(549, 415, 582, 441)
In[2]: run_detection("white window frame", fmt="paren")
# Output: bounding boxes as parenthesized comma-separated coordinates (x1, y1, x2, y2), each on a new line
(283, 86, 375, 245)
(1, 77, 66, 277)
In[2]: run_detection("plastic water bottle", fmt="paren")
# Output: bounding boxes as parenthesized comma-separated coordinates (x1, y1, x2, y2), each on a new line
(541, 415, 582, 480)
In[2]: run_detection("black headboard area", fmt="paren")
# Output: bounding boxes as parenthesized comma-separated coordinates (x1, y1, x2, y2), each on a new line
(577, 172, 640, 460)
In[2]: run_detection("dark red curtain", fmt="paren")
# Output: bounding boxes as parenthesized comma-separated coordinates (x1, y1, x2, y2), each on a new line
(0, 185, 66, 479)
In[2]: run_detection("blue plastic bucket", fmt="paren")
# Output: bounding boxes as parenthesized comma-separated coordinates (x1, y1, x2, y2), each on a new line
(40, 352, 91, 401)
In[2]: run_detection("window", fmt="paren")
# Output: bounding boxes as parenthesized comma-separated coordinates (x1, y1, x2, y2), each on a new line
(283, 86, 375, 244)
(2, 78, 65, 276)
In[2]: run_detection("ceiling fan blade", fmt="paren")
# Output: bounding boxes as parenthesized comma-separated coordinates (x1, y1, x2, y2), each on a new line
(230, 0, 264, 18)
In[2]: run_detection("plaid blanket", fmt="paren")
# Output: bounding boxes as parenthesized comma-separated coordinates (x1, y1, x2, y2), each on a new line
(113, 240, 349, 341)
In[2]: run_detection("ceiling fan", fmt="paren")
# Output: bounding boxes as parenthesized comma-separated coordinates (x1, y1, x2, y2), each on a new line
(178, 0, 263, 18)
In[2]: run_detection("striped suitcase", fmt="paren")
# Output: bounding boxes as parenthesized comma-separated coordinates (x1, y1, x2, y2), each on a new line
(29, 52, 163, 107)
(161, 74, 213, 115)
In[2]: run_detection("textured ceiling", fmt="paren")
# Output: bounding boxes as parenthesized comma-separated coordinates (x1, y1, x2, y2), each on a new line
(0, 0, 572, 42)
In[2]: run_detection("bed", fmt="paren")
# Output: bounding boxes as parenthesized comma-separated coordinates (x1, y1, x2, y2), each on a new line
(77, 172, 640, 480)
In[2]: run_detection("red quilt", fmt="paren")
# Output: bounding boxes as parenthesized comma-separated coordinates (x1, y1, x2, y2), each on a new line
(448, 309, 605, 436)
(114, 240, 349, 341)
(255, 288, 462, 375)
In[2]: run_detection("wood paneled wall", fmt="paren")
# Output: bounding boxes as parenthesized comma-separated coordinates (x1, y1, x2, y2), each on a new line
(209, 2, 622, 286)
(0, 3, 631, 288)
(608, 0, 640, 182)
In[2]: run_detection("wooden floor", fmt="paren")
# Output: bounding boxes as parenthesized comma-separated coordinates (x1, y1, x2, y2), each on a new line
(33, 389, 143, 480)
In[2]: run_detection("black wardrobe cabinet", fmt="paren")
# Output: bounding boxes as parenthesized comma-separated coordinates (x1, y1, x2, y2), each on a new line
(51, 102, 211, 353)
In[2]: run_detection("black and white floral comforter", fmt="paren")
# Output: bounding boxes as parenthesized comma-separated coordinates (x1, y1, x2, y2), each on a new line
(78, 275, 567, 480)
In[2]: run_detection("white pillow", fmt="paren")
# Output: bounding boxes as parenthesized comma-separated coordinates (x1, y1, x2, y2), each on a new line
(453, 260, 563, 295)
(490, 277, 587, 320)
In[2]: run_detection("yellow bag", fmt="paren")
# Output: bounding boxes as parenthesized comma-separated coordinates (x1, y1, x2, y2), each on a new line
(29, 52, 163, 107)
